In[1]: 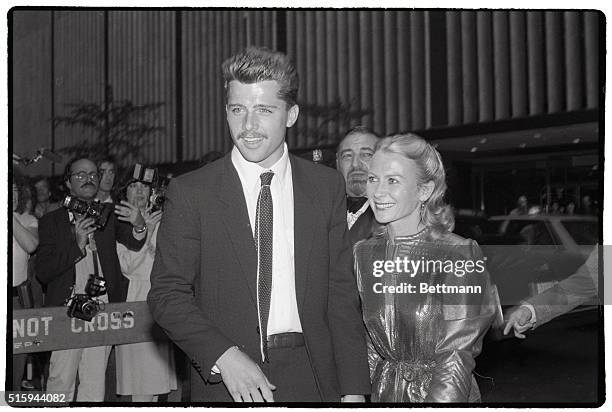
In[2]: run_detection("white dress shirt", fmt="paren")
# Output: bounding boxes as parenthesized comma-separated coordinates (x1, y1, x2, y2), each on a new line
(68, 211, 109, 303)
(12, 212, 38, 286)
(347, 201, 370, 230)
(231, 143, 302, 335)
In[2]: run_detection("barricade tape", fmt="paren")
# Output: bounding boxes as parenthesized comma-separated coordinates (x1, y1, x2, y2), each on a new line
(11, 301, 167, 354)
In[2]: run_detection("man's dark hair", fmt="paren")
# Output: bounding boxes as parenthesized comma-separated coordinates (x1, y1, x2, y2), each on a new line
(343, 125, 380, 140)
(337, 126, 380, 153)
(64, 157, 94, 183)
(96, 156, 116, 169)
(222, 46, 299, 107)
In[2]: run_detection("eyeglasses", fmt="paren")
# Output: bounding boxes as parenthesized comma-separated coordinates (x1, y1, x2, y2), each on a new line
(70, 172, 100, 181)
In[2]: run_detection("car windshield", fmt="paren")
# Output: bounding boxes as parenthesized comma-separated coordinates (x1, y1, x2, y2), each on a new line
(560, 220, 598, 245)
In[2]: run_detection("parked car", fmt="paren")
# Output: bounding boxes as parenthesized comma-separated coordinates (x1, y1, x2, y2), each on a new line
(479, 214, 598, 339)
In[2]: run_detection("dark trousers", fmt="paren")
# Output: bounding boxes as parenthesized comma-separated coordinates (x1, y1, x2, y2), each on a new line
(193, 346, 320, 402)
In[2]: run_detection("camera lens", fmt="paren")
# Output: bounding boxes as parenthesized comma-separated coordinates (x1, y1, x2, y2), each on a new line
(82, 301, 95, 316)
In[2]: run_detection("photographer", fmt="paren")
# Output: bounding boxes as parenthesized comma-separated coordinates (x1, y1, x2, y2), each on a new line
(114, 165, 176, 402)
(35, 157, 147, 401)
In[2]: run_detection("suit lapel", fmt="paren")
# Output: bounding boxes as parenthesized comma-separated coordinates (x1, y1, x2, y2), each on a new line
(290, 156, 316, 314)
(217, 155, 258, 307)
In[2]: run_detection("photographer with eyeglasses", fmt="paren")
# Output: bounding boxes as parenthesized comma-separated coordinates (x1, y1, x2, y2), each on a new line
(35, 157, 147, 401)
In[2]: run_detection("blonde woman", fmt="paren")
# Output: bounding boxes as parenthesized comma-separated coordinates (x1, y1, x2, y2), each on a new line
(354, 134, 496, 402)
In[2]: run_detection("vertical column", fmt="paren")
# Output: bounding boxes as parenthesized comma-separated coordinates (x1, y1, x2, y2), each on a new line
(359, 12, 373, 128)
(583, 11, 599, 109)
(461, 11, 478, 123)
(476, 11, 494, 122)
(396, 11, 411, 131)
(384, 11, 398, 134)
(410, 12, 425, 130)
(509, 11, 528, 117)
(493, 11, 510, 119)
(527, 11, 546, 115)
(372, 11, 385, 134)
(446, 11, 462, 125)
(545, 11, 565, 113)
(564, 11, 584, 111)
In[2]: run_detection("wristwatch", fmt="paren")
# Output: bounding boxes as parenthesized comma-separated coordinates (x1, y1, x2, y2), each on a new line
(133, 224, 147, 234)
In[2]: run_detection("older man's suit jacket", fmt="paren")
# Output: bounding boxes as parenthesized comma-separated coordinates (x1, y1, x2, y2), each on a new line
(36, 207, 145, 307)
(148, 153, 371, 401)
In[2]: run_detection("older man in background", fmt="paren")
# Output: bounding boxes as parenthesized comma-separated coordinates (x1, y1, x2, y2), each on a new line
(336, 126, 379, 246)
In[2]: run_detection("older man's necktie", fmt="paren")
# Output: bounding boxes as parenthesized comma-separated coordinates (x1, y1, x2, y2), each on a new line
(255, 171, 274, 363)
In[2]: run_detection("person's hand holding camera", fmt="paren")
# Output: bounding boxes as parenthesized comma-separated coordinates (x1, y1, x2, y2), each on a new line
(74, 216, 96, 252)
(144, 208, 163, 230)
(143, 207, 163, 244)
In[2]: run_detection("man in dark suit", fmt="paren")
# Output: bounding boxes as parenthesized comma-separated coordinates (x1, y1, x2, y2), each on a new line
(148, 47, 370, 403)
(36, 157, 147, 401)
(336, 126, 379, 246)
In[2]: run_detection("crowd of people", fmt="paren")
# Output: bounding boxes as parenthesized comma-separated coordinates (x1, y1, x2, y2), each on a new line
(12, 158, 177, 401)
(510, 192, 599, 217)
(11, 46, 599, 403)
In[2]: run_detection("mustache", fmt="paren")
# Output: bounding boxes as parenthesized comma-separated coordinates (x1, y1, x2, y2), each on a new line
(238, 131, 267, 141)
(80, 182, 96, 188)
(347, 165, 368, 180)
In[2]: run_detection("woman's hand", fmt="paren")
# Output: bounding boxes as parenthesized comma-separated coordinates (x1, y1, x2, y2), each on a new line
(144, 208, 163, 230)
(115, 200, 146, 228)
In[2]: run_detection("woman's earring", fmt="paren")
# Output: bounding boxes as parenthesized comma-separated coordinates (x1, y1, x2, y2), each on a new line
(420, 201, 426, 221)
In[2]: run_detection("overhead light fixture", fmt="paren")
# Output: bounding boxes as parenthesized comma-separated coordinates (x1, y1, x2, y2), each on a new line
(519, 143, 527, 149)
(479, 138, 487, 144)
(573, 138, 581, 144)
(470, 147, 478, 153)
(533, 133, 541, 139)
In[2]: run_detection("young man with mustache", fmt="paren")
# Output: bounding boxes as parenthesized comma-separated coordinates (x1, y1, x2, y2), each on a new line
(148, 47, 370, 403)
(35, 157, 147, 401)
(336, 126, 379, 246)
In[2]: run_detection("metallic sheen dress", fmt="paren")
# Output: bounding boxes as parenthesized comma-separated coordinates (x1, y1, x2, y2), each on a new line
(354, 227, 497, 402)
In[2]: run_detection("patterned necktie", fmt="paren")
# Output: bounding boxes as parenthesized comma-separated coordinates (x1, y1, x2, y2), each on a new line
(255, 171, 274, 363)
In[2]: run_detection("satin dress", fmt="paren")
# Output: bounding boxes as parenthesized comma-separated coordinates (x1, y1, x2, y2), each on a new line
(354, 227, 497, 402)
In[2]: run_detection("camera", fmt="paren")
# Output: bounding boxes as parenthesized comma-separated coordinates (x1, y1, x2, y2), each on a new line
(85, 274, 107, 297)
(149, 176, 169, 212)
(66, 274, 107, 321)
(67, 294, 102, 322)
(63, 196, 112, 229)
(130, 163, 169, 212)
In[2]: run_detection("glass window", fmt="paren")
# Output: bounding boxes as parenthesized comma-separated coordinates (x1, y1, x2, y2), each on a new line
(561, 220, 598, 245)
(501, 220, 556, 245)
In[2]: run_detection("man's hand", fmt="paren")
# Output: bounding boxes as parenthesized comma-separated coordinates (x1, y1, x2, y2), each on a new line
(341, 395, 365, 402)
(503, 306, 533, 339)
(216, 346, 276, 402)
(114, 200, 146, 228)
(74, 216, 96, 251)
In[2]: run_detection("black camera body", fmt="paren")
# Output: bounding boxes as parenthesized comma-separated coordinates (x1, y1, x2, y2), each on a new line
(67, 274, 107, 321)
(130, 163, 169, 212)
(149, 178, 169, 212)
(67, 294, 101, 322)
(63, 196, 112, 229)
